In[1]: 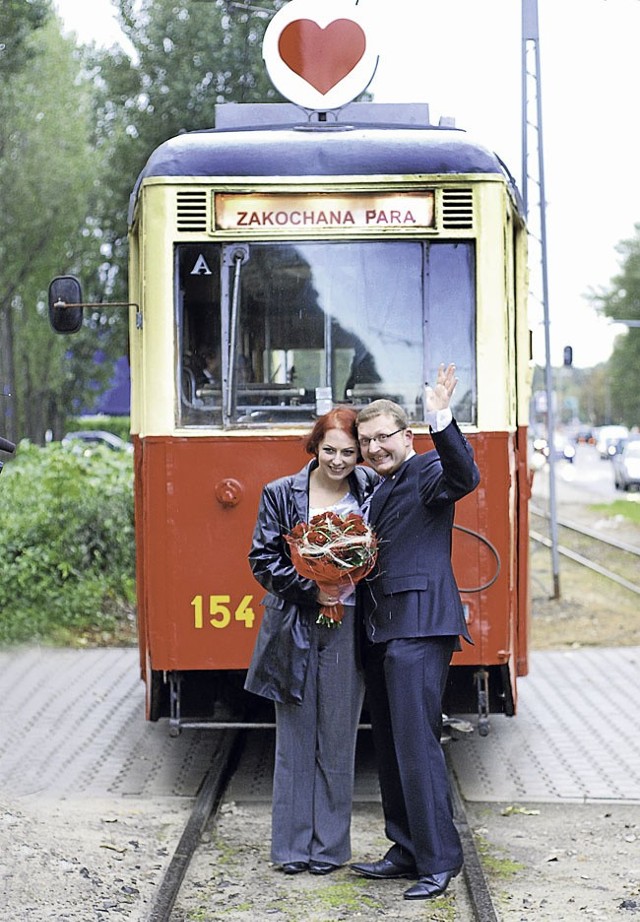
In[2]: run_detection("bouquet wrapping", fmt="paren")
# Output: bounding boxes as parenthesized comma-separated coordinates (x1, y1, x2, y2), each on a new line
(285, 511, 378, 627)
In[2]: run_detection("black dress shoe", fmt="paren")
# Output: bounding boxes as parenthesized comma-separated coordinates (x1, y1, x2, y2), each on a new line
(403, 867, 461, 900)
(350, 857, 416, 880)
(309, 860, 340, 875)
(281, 861, 309, 874)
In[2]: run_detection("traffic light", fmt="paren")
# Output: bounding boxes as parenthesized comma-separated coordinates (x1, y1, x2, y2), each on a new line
(563, 345, 573, 367)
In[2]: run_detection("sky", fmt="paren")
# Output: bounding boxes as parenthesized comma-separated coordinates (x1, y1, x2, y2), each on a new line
(52, 0, 640, 368)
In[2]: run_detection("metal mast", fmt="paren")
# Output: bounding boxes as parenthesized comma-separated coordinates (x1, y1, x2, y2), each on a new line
(522, 0, 560, 598)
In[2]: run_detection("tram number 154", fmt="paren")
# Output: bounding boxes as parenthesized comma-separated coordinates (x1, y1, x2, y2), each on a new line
(191, 594, 256, 629)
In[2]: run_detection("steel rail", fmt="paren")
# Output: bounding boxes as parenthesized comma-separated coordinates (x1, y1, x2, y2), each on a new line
(530, 529, 640, 596)
(446, 749, 500, 922)
(530, 505, 640, 556)
(145, 729, 242, 922)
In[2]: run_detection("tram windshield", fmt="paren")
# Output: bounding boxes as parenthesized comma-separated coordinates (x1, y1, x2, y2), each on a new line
(177, 240, 475, 427)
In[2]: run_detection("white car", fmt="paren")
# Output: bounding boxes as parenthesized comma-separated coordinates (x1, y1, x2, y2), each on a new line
(532, 434, 576, 463)
(62, 430, 133, 455)
(613, 438, 640, 491)
(596, 425, 629, 459)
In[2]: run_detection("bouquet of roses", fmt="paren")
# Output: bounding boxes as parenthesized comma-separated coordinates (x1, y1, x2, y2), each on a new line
(285, 511, 378, 627)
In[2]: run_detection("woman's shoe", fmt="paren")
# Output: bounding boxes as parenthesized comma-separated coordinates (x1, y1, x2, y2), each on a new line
(281, 861, 309, 874)
(309, 861, 340, 875)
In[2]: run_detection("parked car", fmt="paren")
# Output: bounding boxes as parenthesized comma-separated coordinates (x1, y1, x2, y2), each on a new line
(62, 430, 133, 455)
(596, 425, 629, 459)
(612, 437, 640, 491)
(532, 434, 576, 463)
(573, 425, 595, 445)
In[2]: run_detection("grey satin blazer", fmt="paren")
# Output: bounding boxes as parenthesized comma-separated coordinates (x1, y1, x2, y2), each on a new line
(244, 460, 378, 704)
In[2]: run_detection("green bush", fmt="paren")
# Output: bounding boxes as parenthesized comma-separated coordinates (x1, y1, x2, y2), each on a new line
(0, 441, 136, 646)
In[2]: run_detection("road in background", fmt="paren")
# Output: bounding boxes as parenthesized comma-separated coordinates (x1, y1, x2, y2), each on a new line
(532, 443, 637, 507)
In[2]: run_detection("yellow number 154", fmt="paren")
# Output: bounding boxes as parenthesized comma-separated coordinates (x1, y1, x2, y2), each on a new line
(191, 594, 255, 629)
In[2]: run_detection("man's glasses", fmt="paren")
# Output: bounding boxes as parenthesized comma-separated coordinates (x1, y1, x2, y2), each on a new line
(358, 427, 405, 448)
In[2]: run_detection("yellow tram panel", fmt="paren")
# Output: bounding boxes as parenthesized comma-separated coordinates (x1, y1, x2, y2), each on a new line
(129, 173, 524, 441)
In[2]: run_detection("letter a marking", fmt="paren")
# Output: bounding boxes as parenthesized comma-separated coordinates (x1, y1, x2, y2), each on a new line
(191, 254, 212, 276)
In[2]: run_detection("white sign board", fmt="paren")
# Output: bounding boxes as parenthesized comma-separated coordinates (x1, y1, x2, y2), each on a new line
(262, 0, 379, 111)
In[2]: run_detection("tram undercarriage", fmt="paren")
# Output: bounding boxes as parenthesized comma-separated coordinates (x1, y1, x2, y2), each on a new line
(146, 663, 515, 737)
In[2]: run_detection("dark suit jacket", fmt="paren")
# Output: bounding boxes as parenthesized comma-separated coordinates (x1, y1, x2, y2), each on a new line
(359, 419, 480, 645)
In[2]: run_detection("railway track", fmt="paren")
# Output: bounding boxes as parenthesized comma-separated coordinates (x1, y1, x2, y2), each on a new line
(145, 729, 500, 921)
(530, 506, 640, 595)
(146, 728, 243, 922)
(447, 748, 500, 922)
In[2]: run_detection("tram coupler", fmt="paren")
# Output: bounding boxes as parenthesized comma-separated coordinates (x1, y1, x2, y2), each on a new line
(168, 671, 183, 737)
(474, 668, 491, 736)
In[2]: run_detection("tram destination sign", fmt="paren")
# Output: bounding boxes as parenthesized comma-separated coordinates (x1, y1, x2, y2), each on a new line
(214, 192, 435, 232)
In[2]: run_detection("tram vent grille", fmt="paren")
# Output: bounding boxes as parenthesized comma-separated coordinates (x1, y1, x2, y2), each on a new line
(441, 189, 474, 229)
(177, 191, 208, 232)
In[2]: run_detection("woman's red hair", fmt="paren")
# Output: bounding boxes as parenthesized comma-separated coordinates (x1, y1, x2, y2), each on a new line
(304, 406, 362, 461)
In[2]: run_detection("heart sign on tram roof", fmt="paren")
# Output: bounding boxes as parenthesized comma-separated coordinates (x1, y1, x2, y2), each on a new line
(263, 0, 380, 112)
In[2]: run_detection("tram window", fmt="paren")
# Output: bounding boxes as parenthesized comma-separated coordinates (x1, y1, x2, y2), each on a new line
(425, 243, 476, 423)
(176, 245, 223, 424)
(175, 240, 476, 428)
(235, 242, 425, 423)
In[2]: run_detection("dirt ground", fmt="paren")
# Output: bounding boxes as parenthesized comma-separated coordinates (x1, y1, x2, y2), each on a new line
(167, 797, 640, 922)
(1, 501, 639, 920)
(0, 797, 192, 921)
(529, 499, 640, 651)
(2, 778, 638, 921)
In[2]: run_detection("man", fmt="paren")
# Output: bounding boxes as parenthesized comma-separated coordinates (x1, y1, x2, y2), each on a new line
(351, 363, 480, 901)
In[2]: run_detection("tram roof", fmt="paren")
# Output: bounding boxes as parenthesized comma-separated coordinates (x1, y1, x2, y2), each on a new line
(130, 105, 521, 223)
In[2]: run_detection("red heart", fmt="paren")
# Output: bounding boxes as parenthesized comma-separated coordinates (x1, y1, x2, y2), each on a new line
(278, 19, 366, 96)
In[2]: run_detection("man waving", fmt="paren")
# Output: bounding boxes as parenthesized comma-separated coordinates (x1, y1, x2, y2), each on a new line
(351, 363, 480, 901)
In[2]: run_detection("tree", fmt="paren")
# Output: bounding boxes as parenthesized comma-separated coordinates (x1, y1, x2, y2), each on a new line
(0, 0, 50, 441)
(590, 224, 640, 426)
(0, 0, 49, 82)
(0, 18, 102, 443)
(88, 0, 286, 303)
(1, 0, 292, 443)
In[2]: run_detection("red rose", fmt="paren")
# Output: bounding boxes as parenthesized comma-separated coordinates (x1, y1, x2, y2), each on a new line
(307, 529, 329, 546)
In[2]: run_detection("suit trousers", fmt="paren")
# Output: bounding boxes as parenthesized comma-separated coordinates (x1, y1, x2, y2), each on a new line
(271, 607, 364, 865)
(364, 635, 463, 875)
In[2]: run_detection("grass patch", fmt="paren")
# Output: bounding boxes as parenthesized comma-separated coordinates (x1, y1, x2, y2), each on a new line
(473, 832, 524, 879)
(590, 497, 640, 525)
(318, 879, 381, 911)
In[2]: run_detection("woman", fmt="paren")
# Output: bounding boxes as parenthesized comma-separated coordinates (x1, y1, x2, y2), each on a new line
(245, 406, 378, 875)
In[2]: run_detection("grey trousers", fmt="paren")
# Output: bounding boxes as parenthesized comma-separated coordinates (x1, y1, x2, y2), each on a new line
(271, 607, 364, 865)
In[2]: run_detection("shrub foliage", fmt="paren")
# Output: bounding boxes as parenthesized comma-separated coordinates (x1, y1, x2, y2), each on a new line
(0, 442, 136, 645)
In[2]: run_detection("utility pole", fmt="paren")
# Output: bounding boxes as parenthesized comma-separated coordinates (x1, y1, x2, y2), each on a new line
(522, 0, 560, 599)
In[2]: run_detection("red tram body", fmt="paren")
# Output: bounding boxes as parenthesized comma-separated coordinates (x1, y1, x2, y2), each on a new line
(116, 102, 532, 734)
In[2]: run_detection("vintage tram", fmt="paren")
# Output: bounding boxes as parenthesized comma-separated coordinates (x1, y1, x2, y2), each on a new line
(51, 99, 531, 735)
